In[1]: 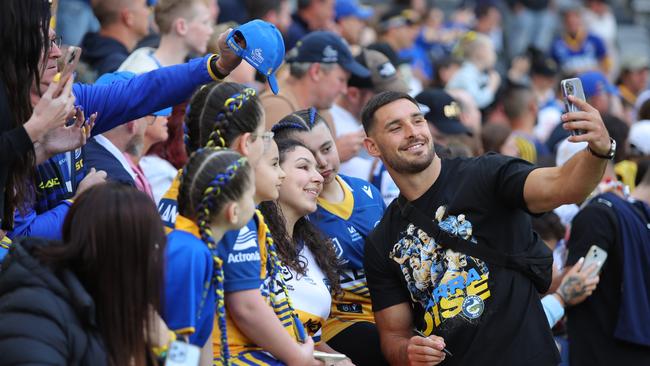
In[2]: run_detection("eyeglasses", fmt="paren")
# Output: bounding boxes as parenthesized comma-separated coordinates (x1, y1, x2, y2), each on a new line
(252, 131, 274, 143)
(50, 36, 62, 49)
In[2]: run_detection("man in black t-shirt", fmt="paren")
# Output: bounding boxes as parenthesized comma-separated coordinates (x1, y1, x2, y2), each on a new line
(566, 164, 650, 365)
(359, 91, 614, 365)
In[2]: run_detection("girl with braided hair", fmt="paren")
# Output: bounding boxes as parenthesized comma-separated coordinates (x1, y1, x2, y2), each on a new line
(260, 139, 354, 365)
(272, 109, 388, 366)
(163, 148, 256, 365)
(212, 138, 324, 366)
(158, 81, 272, 231)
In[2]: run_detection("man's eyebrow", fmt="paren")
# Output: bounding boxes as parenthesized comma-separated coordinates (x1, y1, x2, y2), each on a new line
(385, 113, 425, 129)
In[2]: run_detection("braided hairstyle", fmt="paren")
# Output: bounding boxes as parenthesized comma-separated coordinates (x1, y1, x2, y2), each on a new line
(271, 107, 329, 141)
(184, 82, 263, 154)
(177, 148, 253, 365)
(259, 139, 342, 298)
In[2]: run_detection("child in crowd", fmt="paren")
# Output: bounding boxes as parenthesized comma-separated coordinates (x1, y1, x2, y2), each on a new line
(158, 82, 269, 231)
(164, 148, 256, 364)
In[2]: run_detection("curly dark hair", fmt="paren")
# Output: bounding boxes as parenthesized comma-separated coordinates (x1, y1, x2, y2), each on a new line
(259, 139, 341, 297)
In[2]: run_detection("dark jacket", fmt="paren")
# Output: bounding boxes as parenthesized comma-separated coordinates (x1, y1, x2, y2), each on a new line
(84, 137, 136, 186)
(80, 32, 130, 76)
(0, 79, 34, 230)
(0, 237, 108, 365)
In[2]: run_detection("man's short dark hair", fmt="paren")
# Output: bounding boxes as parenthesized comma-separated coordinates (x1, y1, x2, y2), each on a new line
(245, 0, 283, 20)
(361, 91, 419, 134)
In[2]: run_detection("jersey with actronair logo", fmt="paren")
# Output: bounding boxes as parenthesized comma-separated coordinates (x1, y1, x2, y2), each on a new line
(212, 211, 302, 359)
(308, 175, 385, 340)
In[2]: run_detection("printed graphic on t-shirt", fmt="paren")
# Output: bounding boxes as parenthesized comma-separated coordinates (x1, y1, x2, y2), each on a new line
(389, 205, 490, 333)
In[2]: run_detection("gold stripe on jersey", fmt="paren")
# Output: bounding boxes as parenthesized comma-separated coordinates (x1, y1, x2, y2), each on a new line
(316, 176, 354, 220)
(323, 269, 375, 341)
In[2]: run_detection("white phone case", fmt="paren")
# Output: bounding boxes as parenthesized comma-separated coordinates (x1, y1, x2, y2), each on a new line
(582, 245, 608, 277)
(164, 341, 201, 366)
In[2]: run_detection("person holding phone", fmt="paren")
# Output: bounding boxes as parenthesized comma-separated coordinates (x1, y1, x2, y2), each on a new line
(8, 20, 248, 241)
(0, 0, 86, 235)
(566, 160, 650, 365)
(360, 89, 612, 366)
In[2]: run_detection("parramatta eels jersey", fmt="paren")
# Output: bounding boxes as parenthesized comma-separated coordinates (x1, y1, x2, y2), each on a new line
(308, 175, 385, 340)
(158, 171, 181, 233)
(213, 211, 303, 361)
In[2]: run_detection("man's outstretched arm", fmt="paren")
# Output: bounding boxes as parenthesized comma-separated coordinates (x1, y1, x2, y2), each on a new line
(524, 96, 611, 213)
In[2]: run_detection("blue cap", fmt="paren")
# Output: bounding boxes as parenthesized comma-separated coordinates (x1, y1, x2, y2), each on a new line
(227, 20, 285, 95)
(578, 71, 619, 98)
(285, 31, 370, 78)
(335, 0, 373, 21)
(95, 71, 172, 117)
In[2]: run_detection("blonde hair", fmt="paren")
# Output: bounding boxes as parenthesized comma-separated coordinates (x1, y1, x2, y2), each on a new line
(154, 0, 209, 34)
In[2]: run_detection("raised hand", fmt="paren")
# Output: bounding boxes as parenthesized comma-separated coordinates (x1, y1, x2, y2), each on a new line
(215, 28, 243, 77)
(562, 96, 612, 157)
(24, 75, 76, 143)
(41, 108, 96, 156)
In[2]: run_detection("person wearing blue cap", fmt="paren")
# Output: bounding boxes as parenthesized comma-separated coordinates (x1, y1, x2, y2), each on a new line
(261, 31, 370, 129)
(80, 0, 153, 76)
(8, 26, 244, 241)
(335, 0, 373, 46)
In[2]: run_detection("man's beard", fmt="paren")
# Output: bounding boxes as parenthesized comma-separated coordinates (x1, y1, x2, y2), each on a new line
(380, 142, 436, 175)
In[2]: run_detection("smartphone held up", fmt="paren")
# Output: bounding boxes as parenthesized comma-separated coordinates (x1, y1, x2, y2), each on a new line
(53, 45, 82, 97)
(561, 78, 587, 136)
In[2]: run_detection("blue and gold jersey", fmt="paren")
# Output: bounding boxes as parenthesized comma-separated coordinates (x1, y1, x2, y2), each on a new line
(213, 211, 302, 361)
(308, 175, 385, 340)
(158, 172, 181, 233)
(163, 215, 215, 347)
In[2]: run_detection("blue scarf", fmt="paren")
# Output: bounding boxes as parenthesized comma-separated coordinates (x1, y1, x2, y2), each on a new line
(599, 192, 650, 346)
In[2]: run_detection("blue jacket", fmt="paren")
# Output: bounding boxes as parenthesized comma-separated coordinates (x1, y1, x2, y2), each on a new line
(9, 55, 216, 240)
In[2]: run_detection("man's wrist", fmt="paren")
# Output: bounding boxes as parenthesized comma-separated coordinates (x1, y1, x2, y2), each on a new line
(208, 54, 229, 80)
(587, 137, 616, 160)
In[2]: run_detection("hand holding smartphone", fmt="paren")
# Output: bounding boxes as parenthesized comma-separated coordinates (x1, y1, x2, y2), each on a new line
(582, 245, 607, 277)
(561, 78, 587, 136)
(53, 46, 81, 98)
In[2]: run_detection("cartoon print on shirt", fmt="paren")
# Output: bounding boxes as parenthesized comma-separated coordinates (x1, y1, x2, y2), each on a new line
(388, 206, 491, 333)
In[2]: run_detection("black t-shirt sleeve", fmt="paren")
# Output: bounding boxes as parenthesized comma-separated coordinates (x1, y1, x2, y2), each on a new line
(364, 225, 411, 312)
(479, 153, 537, 211)
(566, 202, 617, 266)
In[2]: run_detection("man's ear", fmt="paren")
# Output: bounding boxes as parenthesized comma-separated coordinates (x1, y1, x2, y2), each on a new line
(308, 63, 322, 82)
(125, 121, 136, 134)
(175, 18, 188, 36)
(364, 136, 381, 158)
(122, 8, 134, 27)
(347, 86, 361, 103)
